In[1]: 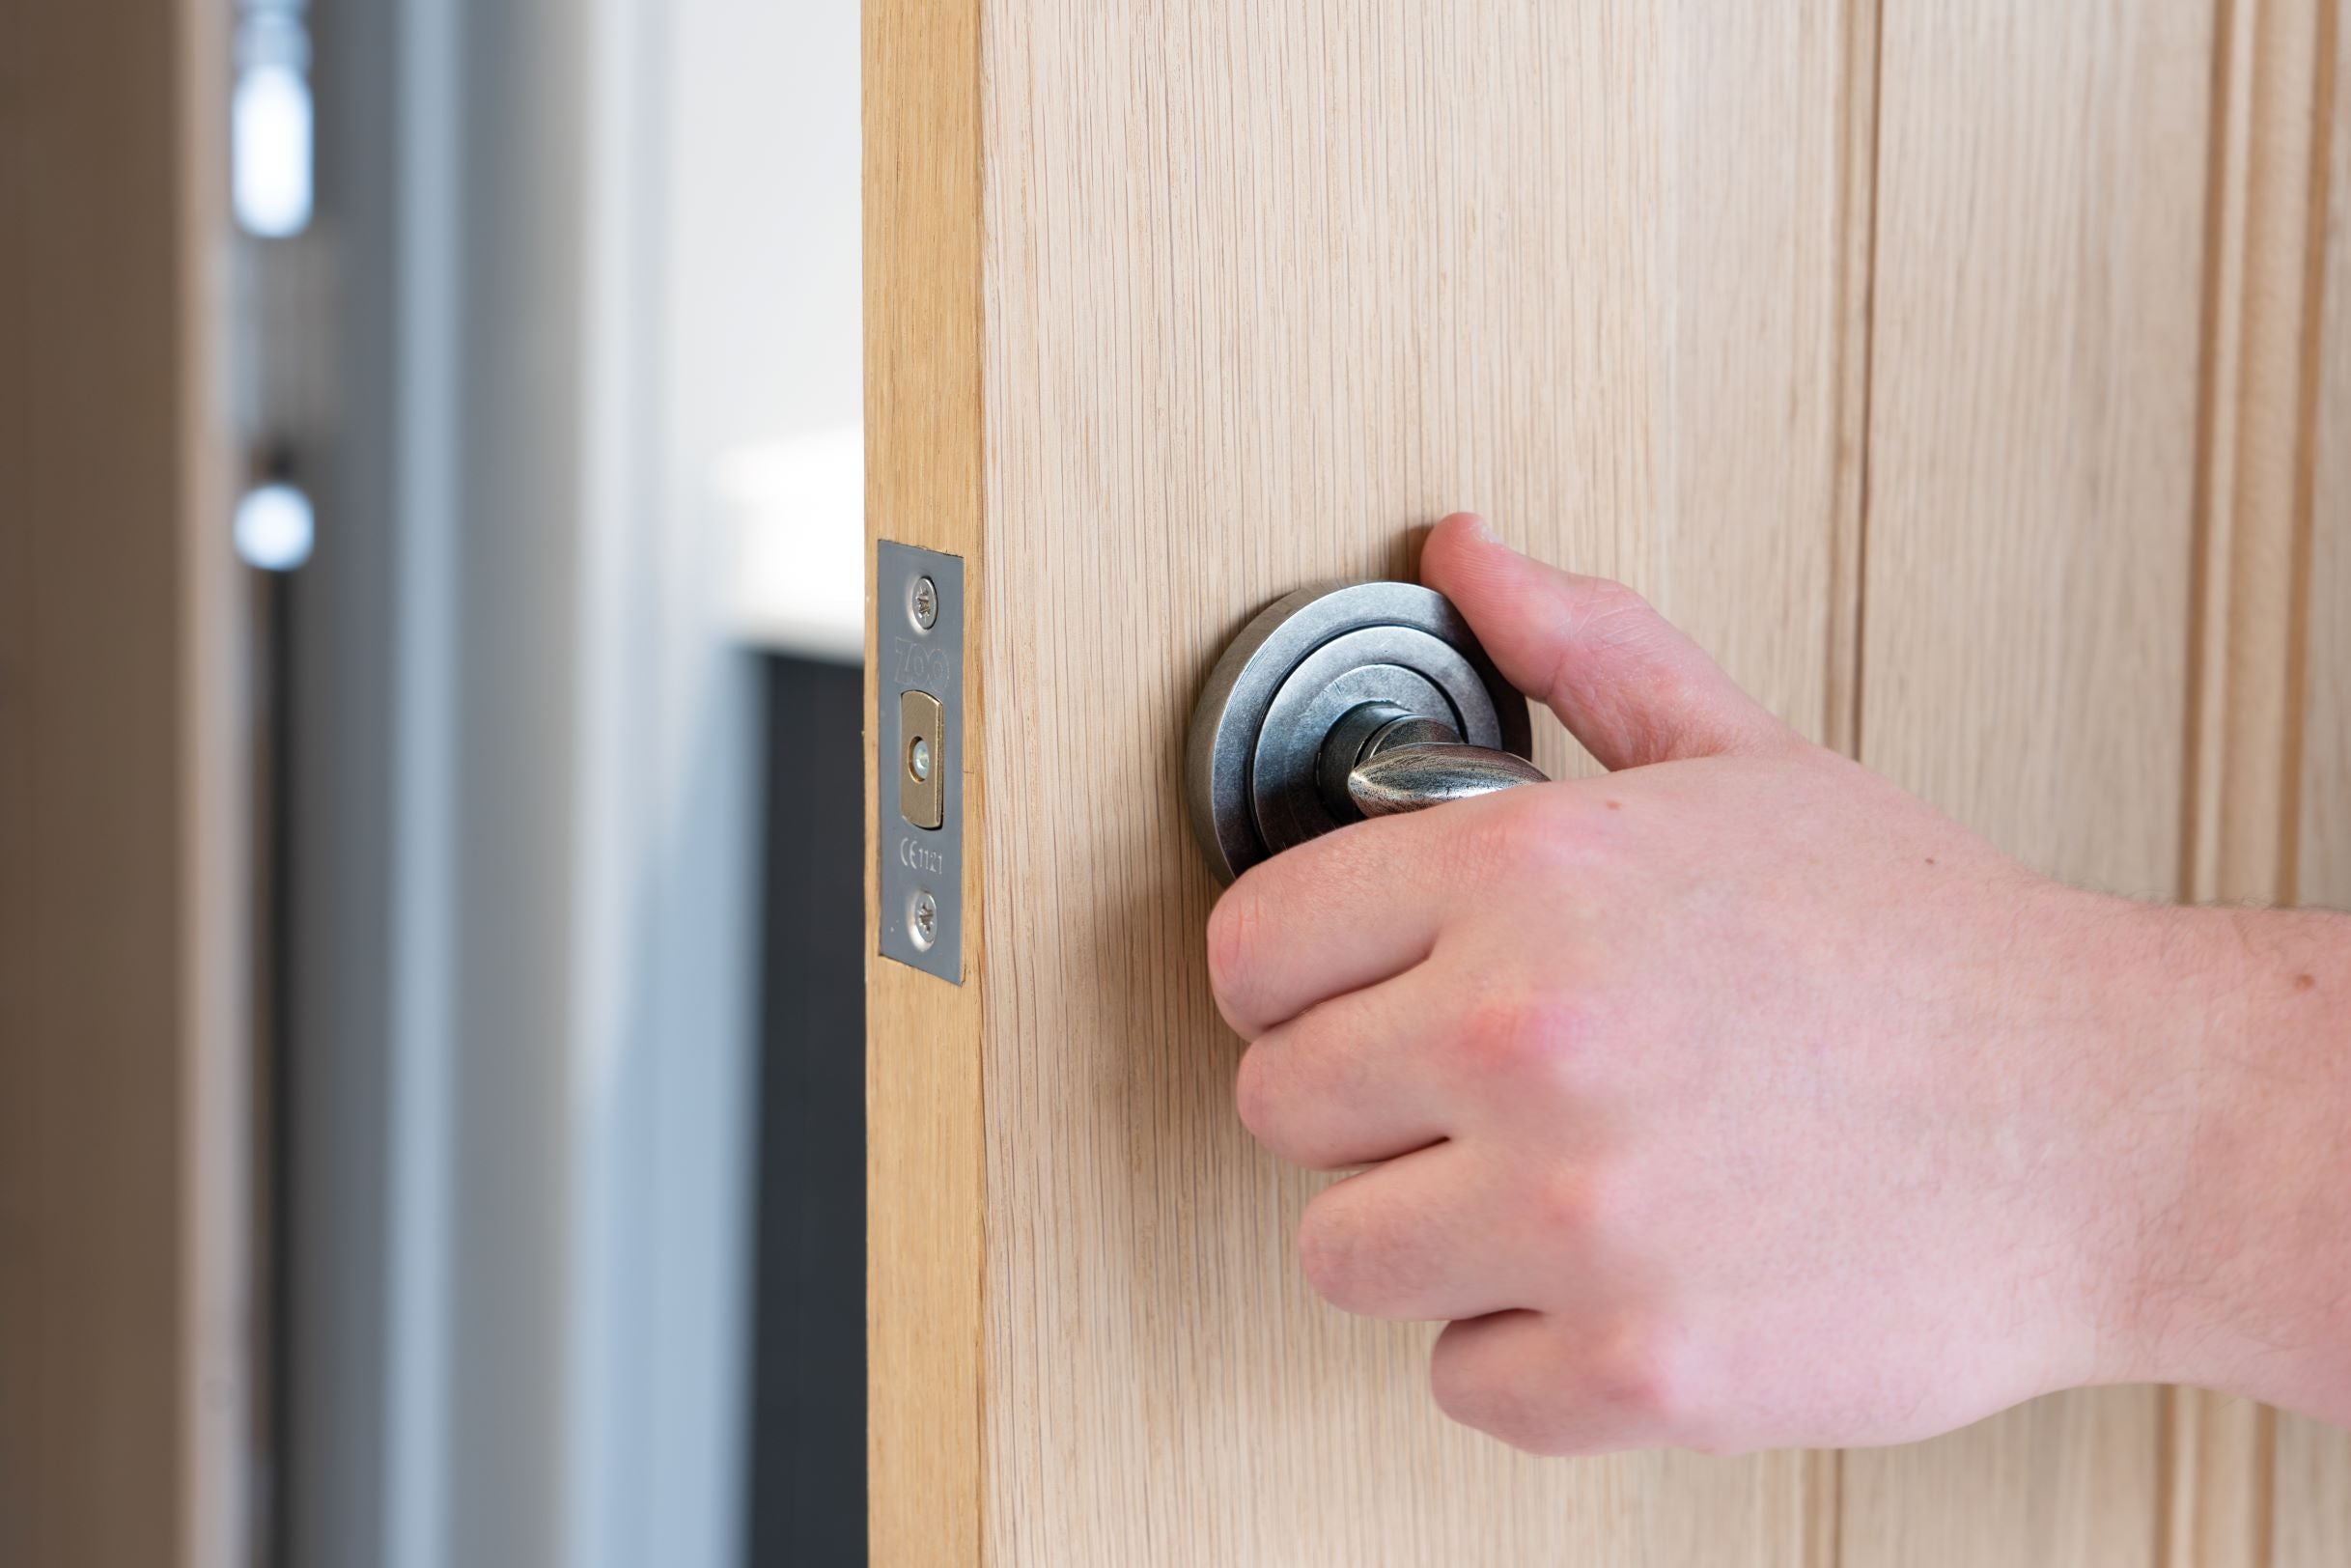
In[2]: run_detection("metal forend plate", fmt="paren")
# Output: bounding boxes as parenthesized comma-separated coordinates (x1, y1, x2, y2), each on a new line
(877, 542, 965, 982)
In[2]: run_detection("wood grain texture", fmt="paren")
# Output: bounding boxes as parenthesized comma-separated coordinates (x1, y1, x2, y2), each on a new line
(2169, 0, 2345, 1560)
(864, 0, 990, 1561)
(1842, 0, 2215, 1564)
(968, 3, 1866, 1562)
(2186, 0, 2336, 914)
(1825, 0, 1884, 764)
(872, 0, 2349, 1560)
(0, 0, 242, 1563)
(2166, 1394, 2274, 1568)
(2302, 0, 2351, 922)
(2276, 2, 2351, 1560)
(2274, 1421, 2351, 1568)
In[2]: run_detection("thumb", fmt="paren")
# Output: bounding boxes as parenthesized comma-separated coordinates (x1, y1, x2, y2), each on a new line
(1419, 513, 1790, 770)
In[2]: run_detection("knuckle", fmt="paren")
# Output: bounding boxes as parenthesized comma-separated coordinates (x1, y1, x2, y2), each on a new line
(1532, 1163, 1623, 1244)
(1746, 710, 1811, 759)
(1582, 575, 1654, 622)
(1583, 1323, 1692, 1431)
(1430, 1316, 1698, 1456)
(1520, 797, 1595, 876)
(1450, 990, 1595, 1099)
(1294, 1195, 1355, 1305)
(1296, 1186, 1411, 1314)
(1429, 1331, 1504, 1433)
(1572, 578, 1666, 651)
(1231, 1046, 1281, 1145)
(1295, 1190, 1365, 1307)
(1204, 889, 1264, 1024)
(1678, 1424, 1746, 1459)
(1430, 1332, 1561, 1455)
(1458, 787, 1577, 874)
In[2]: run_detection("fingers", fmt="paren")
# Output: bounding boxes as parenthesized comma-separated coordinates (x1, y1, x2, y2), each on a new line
(1235, 966, 1464, 1170)
(1293, 1143, 1539, 1322)
(1206, 809, 1454, 1037)
(1419, 512, 1791, 770)
(1431, 1310, 1691, 1455)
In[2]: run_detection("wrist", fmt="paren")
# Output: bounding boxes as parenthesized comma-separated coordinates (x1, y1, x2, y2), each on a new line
(2101, 902, 2351, 1414)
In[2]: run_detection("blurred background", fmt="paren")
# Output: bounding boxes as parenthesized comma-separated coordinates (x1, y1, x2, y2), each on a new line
(266, 0, 873, 1560)
(6, 0, 871, 1564)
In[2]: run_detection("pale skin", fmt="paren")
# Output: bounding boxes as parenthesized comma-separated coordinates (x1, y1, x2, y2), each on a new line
(1207, 511, 2351, 1457)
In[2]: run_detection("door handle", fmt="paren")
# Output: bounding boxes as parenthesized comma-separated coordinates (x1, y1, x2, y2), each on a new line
(1346, 739, 1550, 816)
(1186, 582, 1548, 882)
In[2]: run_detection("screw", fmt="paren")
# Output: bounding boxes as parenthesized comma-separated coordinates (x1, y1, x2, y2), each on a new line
(911, 891, 938, 947)
(908, 734, 932, 781)
(910, 575, 939, 631)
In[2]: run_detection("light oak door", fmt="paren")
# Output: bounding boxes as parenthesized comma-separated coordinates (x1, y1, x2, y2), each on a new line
(864, 1, 2351, 1562)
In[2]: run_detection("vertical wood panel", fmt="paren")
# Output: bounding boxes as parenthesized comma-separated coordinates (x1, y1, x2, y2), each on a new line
(1826, 0, 1885, 764)
(2299, 0, 2351, 923)
(1843, 1, 2215, 1564)
(2186, 0, 2337, 916)
(2276, 1, 2351, 1560)
(2168, 1394, 2276, 1568)
(2274, 1415, 2351, 1568)
(965, 3, 1867, 1562)
(2168, 0, 2344, 1559)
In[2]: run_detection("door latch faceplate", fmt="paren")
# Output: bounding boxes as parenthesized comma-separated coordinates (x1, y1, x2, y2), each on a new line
(878, 542, 965, 982)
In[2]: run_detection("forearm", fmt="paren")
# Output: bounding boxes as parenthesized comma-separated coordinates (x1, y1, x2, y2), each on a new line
(2126, 903, 2351, 1419)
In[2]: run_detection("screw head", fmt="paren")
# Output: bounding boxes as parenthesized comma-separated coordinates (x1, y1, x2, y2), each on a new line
(910, 890, 938, 948)
(908, 735, 932, 781)
(909, 575, 939, 631)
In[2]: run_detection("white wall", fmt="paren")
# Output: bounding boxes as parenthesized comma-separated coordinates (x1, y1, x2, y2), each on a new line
(674, 0, 866, 660)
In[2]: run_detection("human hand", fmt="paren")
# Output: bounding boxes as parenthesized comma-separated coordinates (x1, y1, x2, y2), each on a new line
(1205, 513, 2320, 1455)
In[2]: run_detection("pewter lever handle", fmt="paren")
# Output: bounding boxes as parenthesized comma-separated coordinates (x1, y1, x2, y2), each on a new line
(1349, 742, 1550, 817)
(1316, 701, 1550, 821)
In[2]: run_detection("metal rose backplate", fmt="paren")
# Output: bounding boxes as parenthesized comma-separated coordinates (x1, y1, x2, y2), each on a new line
(1184, 581, 1534, 883)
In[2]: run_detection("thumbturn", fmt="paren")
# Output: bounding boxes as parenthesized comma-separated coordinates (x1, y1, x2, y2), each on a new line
(1185, 581, 1546, 883)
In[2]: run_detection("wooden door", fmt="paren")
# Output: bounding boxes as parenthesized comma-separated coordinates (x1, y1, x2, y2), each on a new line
(864, 1, 2351, 1562)
(0, 2, 247, 1565)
